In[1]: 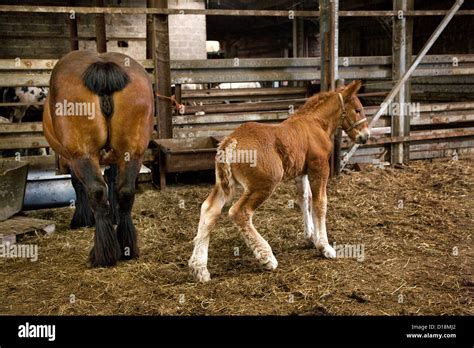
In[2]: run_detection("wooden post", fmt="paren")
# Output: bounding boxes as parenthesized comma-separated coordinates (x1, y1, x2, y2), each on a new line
(404, 0, 414, 164)
(320, 0, 339, 176)
(334, 79, 344, 175)
(392, 0, 413, 165)
(320, 0, 338, 92)
(67, 0, 78, 51)
(95, 0, 107, 53)
(146, 0, 154, 59)
(297, 17, 304, 58)
(152, 0, 173, 139)
(175, 84, 182, 104)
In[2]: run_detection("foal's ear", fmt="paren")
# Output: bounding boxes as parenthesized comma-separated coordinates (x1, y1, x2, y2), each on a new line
(341, 80, 362, 100)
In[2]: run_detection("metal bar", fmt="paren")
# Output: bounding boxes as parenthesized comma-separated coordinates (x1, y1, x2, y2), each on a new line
(341, 0, 465, 169)
(0, 5, 473, 16)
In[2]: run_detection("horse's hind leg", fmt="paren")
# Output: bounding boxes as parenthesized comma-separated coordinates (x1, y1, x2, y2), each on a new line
(189, 185, 228, 282)
(116, 158, 141, 260)
(104, 164, 119, 225)
(71, 158, 121, 267)
(295, 175, 314, 240)
(229, 187, 278, 271)
(70, 168, 95, 229)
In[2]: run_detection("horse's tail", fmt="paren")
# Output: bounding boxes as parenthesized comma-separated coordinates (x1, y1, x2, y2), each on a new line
(215, 137, 237, 199)
(81, 61, 129, 118)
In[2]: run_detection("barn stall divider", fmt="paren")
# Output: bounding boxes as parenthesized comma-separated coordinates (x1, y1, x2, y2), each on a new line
(0, 3, 473, 193)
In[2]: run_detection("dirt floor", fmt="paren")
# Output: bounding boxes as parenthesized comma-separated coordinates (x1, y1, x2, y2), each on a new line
(1, 158, 473, 315)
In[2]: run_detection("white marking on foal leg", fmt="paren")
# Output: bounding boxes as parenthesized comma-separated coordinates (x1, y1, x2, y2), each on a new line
(312, 195, 336, 259)
(229, 194, 278, 271)
(189, 187, 225, 282)
(242, 220, 278, 270)
(296, 175, 314, 240)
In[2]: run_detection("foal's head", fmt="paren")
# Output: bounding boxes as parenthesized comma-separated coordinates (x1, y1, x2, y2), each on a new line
(337, 81, 369, 144)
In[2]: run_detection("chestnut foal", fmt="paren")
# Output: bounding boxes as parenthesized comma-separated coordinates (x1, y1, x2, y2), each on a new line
(189, 81, 369, 282)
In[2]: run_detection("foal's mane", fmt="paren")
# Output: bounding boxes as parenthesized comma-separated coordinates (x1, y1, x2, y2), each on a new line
(296, 91, 335, 114)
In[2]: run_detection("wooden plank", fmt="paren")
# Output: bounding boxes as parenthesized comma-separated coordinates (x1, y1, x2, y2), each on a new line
(0, 59, 154, 70)
(411, 111, 474, 125)
(0, 216, 55, 245)
(1, 5, 473, 17)
(410, 147, 474, 160)
(1, 55, 473, 71)
(0, 5, 320, 17)
(410, 139, 474, 152)
(372, 127, 474, 145)
(0, 122, 43, 133)
(173, 111, 289, 125)
(0, 136, 49, 150)
(181, 87, 306, 98)
(183, 99, 305, 115)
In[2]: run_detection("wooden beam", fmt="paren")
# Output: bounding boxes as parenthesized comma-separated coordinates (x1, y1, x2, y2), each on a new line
(152, 0, 172, 139)
(67, 0, 79, 51)
(391, 0, 411, 165)
(146, 0, 154, 60)
(321, 0, 339, 176)
(0, 5, 473, 17)
(94, 0, 107, 53)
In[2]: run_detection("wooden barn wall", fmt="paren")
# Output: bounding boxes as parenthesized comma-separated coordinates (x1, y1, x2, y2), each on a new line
(0, 0, 147, 60)
(0, 0, 207, 61)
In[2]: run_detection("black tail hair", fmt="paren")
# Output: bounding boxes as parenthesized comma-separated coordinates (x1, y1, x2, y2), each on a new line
(82, 61, 129, 118)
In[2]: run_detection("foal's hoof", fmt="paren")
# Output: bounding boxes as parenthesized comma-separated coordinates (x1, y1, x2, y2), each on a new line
(261, 254, 278, 271)
(190, 266, 211, 283)
(322, 245, 336, 259)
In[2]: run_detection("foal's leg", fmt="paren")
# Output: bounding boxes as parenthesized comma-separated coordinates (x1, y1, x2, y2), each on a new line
(229, 188, 278, 270)
(70, 168, 95, 229)
(295, 175, 314, 240)
(189, 185, 228, 282)
(71, 158, 121, 267)
(116, 158, 141, 260)
(309, 166, 336, 259)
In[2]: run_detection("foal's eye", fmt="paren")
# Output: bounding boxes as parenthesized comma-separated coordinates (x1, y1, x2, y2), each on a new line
(355, 109, 361, 113)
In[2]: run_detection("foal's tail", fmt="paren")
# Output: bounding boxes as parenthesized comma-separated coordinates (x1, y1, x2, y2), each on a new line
(215, 137, 236, 199)
(82, 61, 129, 118)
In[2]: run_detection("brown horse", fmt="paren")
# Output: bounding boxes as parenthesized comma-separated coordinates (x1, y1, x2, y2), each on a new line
(189, 81, 369, 282)
(43, 50, 154, 267)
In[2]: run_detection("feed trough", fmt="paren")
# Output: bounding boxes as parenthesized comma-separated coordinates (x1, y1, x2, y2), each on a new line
(0, 159, 29, 221)
(153, 136, 222, 188)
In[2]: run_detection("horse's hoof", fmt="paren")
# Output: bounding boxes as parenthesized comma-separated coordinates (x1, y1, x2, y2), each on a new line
(89, 248, 120, 268)
(262, 254, 278, 271)
(190, 266, 211, 283)
(322, 245, 336, 259)
(120, 246, 140, 261)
